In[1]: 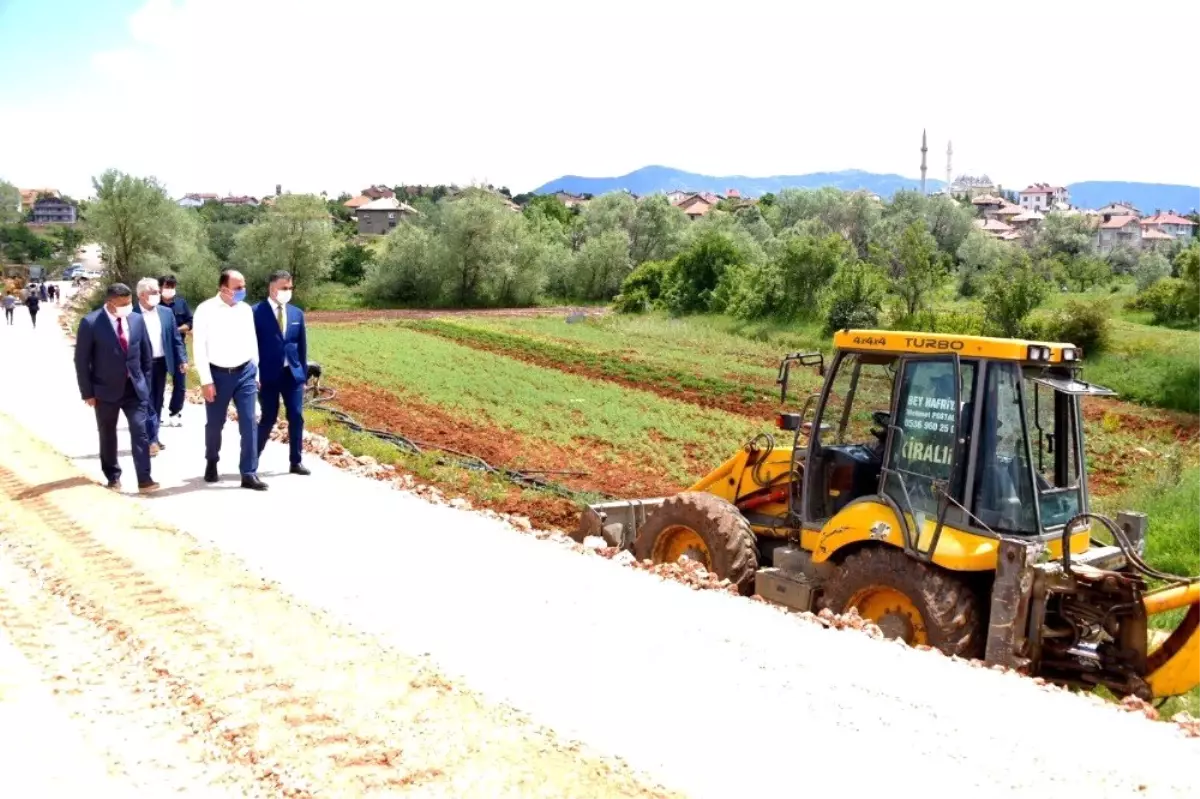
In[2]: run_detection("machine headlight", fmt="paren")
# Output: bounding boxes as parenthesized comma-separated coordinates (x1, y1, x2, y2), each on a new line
(1061, 347, 1078, 361)
(1027, 345, 1050, 361)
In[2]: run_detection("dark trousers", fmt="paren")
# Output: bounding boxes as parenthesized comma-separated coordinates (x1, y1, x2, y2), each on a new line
(257, 367, 305, 466)
(145, 357, 168, 444)
(28, 309, 37, 327)
(168, 366, 186, 416)
(3, 308, 11, 324)
(95, 382, 151, 485)
(205, 362, 258, 476)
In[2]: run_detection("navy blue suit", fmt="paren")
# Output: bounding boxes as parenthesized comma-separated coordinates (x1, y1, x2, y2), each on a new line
(161, 295, 193, 416)
(253, 299, 308, 466)
(133, 303, 187, 446)
(74, 307, 154, 485)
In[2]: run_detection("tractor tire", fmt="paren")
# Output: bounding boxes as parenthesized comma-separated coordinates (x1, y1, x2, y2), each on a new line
(634, 492, 759, 596)
(821, 546, 984, 659)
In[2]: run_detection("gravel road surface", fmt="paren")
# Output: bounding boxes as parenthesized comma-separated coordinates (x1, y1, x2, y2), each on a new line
(0, 296, 1196, 798)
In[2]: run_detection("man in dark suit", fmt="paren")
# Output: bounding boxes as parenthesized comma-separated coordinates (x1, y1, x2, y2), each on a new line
(132, 277, 188, 455)
(73, 282, 158, 492)
(158, 273, 193, 427)
(253, 270, 310, 475)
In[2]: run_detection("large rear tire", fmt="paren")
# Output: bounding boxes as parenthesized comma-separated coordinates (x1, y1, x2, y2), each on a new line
(821, 546, 984, 659)
(634, 492, 759, 596)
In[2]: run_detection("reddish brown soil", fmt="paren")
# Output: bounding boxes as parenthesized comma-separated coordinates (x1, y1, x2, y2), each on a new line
(1081, 396, 1200, 444)
(308, 306, 606, 325)
(411, 326, 780, 420)
(327, 383, 689, 530)
(1079, 396, 1199, 496)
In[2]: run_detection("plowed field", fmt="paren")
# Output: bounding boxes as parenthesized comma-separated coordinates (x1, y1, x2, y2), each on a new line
(0, 412, 678, 799)
(305, 312, 1200, 531)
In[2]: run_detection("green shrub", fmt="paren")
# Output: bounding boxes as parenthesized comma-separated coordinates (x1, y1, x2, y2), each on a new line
(613, 259, 671, 313)
(1043, 300, 1111, 356)
(824, 262, 887, 334)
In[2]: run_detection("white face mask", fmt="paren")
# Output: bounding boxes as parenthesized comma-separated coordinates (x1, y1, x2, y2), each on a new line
(146, 294, 161, 307)
(275, 290, 292, 305)
(114, 303, 134, 318)
(161, 289, 176, 300)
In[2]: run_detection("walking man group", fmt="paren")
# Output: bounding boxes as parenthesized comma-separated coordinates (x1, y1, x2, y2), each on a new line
(74, 269, 310, 493)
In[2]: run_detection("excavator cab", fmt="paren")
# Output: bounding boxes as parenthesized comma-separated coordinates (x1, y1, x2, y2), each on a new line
(578, 330, 1199, 701)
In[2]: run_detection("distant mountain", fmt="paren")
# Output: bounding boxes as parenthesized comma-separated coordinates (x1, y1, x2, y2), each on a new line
(531, 165, 946, 200)
(1063, 182, 1199, 214)
(530, 165, 1200, 213)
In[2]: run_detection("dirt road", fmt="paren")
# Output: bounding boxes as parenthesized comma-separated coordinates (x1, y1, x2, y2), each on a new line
(306, 305, 605, 324)
(0, 411, 677, 798)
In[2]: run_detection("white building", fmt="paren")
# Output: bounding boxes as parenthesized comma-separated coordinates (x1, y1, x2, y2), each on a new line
(1018, 183, 1070, 212)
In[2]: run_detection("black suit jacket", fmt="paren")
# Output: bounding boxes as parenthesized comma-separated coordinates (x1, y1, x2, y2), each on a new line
(74, 308, 152, 403)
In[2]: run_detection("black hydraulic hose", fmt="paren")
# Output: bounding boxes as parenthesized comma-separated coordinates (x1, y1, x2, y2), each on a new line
(301, 383, 610, 503)
(1061, 512, 1198, 585)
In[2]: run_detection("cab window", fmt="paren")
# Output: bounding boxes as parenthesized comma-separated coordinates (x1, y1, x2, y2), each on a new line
(972, 363, 1037, 534)
(1024, 376, 1083, 528)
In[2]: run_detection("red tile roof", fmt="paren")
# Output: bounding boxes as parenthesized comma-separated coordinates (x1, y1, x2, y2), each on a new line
(1142, 212, 1195, 227)
(1099, 214, 1139, 229)
(1140, 227, 1176, 240)
(976, 218, 1014, 232)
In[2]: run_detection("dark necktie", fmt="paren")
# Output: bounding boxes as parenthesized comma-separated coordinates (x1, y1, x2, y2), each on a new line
(117, 317, 129, 353)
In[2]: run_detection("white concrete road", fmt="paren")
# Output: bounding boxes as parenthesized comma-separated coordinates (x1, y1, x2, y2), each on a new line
(1, 294, 1197, 798)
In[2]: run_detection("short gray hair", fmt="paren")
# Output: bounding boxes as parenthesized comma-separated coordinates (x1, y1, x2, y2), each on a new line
(136, 277, 160, 296)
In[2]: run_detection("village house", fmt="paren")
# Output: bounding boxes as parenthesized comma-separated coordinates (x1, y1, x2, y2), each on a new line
(1096, 202, 1141, 217)
(974, 217, 1015, 239)
(990, 203, 1025, 224)
(178, 193, 218, 208)
(552, 191, 588, 208)
(1141, 211, 1196, 242)
(971, 194, 1005, 216)
(1096, 214, 1142, 254)
(1018, 183, 1069, 211)
(362, 185, 395, 200)
(356, 197, 419, 235)
(19, 188, 58, 211)
(1140, 227, 1177, 250)
(1009, 209, 1044, 231)
(675, 193, 720, 219)
(30, 196, 77, 225)
(220, 195, 259, 206)
(947, 175, 997, 199)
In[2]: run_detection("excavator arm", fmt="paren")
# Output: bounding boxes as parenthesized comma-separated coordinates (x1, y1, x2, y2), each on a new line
(1144, 583, 1200, 699)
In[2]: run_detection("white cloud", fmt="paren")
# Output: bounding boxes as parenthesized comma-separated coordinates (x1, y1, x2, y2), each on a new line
(3, 0, 1198, 199)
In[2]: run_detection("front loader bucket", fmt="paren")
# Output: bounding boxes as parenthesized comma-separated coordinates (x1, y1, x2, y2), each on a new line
(574, 498, 666, 550)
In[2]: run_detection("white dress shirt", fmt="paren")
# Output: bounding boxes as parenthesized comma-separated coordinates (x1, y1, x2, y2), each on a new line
(268, 297, 288, 366)
(191, 295, 259, 385)
(141, 303, 164, 358)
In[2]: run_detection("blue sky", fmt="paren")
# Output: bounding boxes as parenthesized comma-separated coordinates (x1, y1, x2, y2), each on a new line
(2, 0, 1198, 200)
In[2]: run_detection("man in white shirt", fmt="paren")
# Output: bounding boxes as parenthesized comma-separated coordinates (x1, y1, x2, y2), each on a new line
(191, 269, 267, 491)
(133, 277, 187, 457)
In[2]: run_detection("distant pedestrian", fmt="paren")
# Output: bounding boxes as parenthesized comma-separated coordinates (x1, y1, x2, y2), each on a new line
(38, 283, 48, 302)
(158, 273, 193, 427)
(192, 269, 267, 491)
(24, 292, 39, 328)
(73, 283, 157, 493)
(253, 270, 310, 476)
(2, 292, 13, 325)
(132, 277, 188, 457)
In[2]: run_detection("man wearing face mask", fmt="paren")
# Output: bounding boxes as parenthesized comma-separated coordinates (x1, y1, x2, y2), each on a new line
(191, 269, 266, 491)
(253, 270, 310, 475)
(73, 283, 158, 493)
(132, 277, 188, 456)
(157, 273, 193, 427)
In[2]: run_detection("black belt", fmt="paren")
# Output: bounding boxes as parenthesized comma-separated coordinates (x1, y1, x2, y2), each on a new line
(210, 361, 250, 374)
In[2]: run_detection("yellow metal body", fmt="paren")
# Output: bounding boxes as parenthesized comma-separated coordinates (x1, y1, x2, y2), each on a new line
(666, 328, 1200, 698)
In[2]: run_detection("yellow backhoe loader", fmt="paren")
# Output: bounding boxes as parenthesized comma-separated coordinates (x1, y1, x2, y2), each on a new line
(578, 329, 1199, 701)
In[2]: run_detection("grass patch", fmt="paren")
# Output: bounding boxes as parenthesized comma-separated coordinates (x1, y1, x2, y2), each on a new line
(306, 323, 767, 486)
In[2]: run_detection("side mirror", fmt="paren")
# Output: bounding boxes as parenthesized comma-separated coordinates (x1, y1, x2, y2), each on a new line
(776, 413, 803, 431)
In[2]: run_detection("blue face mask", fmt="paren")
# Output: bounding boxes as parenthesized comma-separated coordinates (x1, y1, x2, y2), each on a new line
(232, 288, 246, 303)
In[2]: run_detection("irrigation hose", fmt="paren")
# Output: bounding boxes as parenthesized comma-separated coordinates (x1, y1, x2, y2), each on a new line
(301, 382, 610, 504)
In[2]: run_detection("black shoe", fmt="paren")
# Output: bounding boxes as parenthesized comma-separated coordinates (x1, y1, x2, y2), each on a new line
(241, 475, 268, 491)
(204, 462, 219, 483)
(105, 480, 121, 490)
(289, 464, 311, 476)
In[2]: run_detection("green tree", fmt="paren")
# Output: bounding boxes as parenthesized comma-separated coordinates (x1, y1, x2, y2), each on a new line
(0, 225, 54, 263)
(773, 232, 852, 317)
(955, 228, 1006, 296)
(880, 220, 945, 318)
(0, 180, 20, 226)
(571, 228, 632, 300)
(231, 194, 334, 302)
(663, 228, 745, 314)
(205, 220, 240, 264)
(982, 250, 1049, 337)
(440, 192, 523, 306)
(1036, 213, 1094, 260)
(522, 195, 572, 226)
(330, 242, 374, 285)
(628, 194, 687, 265)
(362, 223, 445, 306)
(1058, 255, 1111, 292)
(87, 169, 186, 285)
(1133, 250, 1171, 291)
(824, 260, 888, 334)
